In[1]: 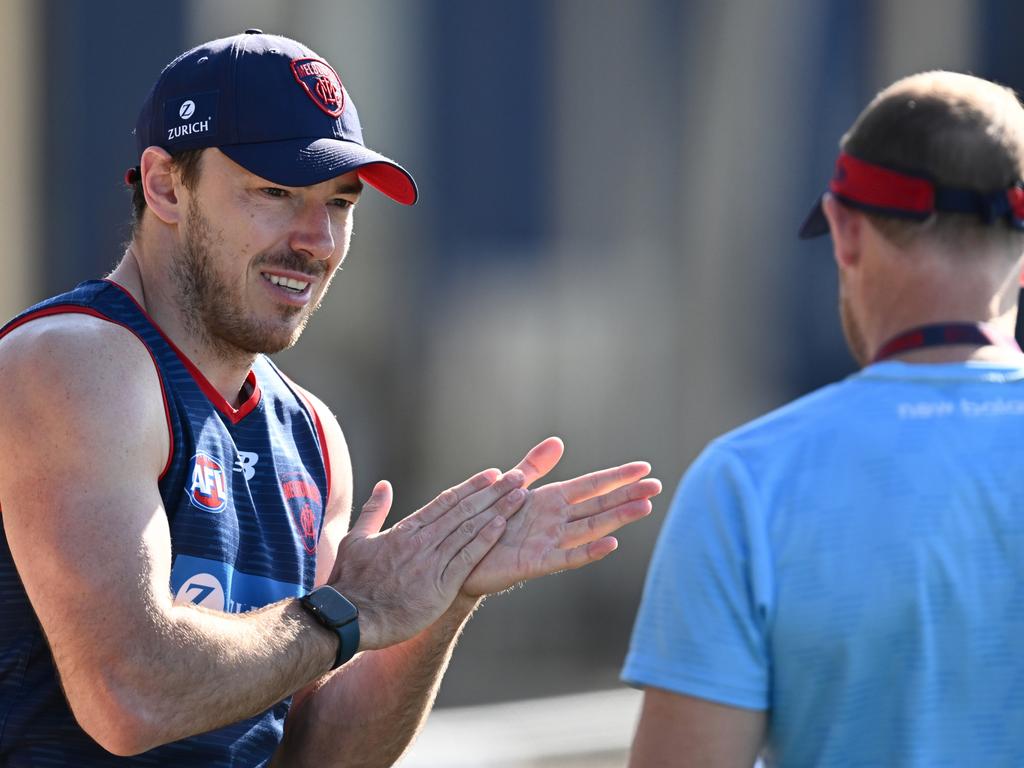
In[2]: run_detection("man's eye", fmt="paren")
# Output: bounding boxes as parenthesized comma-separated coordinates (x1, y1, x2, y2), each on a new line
(330, 199, 354, 210)
(262, 188, 289, 198)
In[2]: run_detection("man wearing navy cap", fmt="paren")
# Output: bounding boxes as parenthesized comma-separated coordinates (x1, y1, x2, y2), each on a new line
(0, 31, 661, 766)
(624, 71, 1024, 766)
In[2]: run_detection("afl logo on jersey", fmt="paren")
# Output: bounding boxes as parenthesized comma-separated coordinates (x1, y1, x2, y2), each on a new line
(280, 471, 323, 555)
(187, 451, 230, 512)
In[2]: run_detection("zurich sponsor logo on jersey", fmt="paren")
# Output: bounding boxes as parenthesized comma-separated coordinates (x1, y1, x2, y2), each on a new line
(187, 451, 229, 512)
(174, 572, 227, 611)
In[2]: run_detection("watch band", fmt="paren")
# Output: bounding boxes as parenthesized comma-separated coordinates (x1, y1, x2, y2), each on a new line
(333, 618, 360, 670)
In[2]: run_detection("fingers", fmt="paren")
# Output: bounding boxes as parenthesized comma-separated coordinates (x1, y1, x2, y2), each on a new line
(556, 461, 652, 504)
(427, 470, 525, 544)
(560, 499, 654, 548)
(529, 475, 661, 576)
(349, 480, 393, 536)
(413, 468, 502, 527)
(493, 483, 530, 521)
(566, 478, 663, 522)
(542, 536, 619, 574)
(439, 514, 506, 587)
(511, 437, 564, 488)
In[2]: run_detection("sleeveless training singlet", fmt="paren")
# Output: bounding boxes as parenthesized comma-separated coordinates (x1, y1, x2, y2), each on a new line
(0, 279, 330, 766)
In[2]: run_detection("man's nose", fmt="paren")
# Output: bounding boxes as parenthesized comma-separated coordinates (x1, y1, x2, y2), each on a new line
(289, 201, 336, 262)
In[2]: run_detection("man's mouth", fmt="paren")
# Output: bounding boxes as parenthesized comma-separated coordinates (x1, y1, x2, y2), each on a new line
(262, 273, 311, 293)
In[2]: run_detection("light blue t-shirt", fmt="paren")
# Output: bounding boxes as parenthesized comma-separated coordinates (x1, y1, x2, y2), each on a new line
(624, 361, 1024, 767)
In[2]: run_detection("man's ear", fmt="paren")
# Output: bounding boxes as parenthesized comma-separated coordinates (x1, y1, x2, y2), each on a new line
(822, 193, 862, 270)
(140, 146, 183, 225)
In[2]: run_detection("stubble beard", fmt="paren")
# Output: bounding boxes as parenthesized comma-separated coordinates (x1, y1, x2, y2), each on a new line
(171, 197, 330, 359)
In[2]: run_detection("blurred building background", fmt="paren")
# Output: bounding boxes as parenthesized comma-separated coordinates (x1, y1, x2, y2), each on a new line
(3, 0, 1024, 764)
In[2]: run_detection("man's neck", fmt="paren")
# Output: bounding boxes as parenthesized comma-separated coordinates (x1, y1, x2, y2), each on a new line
(858, 243, 1023, 365)
(109, 248, 258, 408)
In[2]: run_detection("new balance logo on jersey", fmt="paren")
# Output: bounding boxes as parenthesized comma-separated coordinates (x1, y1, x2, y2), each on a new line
(187, 452, 229, 512)
(234, 451, 259, 481)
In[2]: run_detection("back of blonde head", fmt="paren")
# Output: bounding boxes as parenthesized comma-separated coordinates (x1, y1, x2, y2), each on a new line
(842, 71, 1024, 254)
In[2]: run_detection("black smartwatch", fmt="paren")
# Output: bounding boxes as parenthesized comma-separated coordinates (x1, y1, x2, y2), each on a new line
(299, 585, 360, 670)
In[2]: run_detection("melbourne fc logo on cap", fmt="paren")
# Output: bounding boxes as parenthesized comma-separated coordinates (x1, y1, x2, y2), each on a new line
(290, 57, 345, 117)
(280, 471, 323, 554)
(187, 451, 230, 513)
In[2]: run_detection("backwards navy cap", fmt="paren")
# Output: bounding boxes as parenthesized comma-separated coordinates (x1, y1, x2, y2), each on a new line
(133, 29, 417, 205)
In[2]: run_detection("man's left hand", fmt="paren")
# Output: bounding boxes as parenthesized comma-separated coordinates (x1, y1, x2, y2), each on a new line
(461, 437, 661, 597)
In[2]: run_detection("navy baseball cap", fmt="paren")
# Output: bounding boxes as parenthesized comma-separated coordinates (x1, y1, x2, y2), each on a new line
(133, 29, 417, 205)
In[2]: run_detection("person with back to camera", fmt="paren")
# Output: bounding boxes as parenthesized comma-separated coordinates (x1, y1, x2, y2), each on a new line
(0, 30, 662, 766)
(624, 70, 1024, 766)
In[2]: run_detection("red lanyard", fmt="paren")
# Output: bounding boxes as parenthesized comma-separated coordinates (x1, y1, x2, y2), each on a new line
(872, 322, 1022, 363)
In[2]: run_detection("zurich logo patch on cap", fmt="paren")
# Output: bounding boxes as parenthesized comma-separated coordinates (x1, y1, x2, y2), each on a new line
(164, 92, 219, 145)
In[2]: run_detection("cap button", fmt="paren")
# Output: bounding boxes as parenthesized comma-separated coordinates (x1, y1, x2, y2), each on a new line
(243, 28, 263, 34)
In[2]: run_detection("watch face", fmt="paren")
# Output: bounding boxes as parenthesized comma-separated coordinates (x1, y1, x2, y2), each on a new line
(310, 587, 358, 628)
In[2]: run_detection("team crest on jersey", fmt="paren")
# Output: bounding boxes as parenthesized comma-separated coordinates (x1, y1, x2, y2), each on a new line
(280, 471, 323, 554)
(187, 451, 230, 513)
(290, 57, 345, 117)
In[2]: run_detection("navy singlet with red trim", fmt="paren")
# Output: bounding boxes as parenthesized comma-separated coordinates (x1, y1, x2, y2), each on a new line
(0, 280, 330, 767)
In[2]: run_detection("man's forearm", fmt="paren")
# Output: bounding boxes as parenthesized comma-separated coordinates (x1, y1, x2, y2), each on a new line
(273, 594, 482, 768)
(66, 597, 337, 755)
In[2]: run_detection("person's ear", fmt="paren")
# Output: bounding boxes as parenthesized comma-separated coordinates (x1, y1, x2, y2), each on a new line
(822, 193, 862, 270)
(139, 146, 184, 225)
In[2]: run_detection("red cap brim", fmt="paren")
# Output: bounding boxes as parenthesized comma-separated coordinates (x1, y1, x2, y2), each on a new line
(358, 162, 418, 206)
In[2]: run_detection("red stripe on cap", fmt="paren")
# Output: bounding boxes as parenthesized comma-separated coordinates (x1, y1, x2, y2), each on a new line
(830, 153, 935, 214)
(1009, 186, 1024, 221)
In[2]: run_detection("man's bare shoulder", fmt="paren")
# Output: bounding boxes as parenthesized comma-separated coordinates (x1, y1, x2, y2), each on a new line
(0, 312, 169, 470)
(0, 310, 154, 375)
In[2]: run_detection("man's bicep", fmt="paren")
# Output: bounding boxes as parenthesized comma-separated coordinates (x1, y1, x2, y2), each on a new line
(0, 318, 173, 696)
(629, 688, 765, 768)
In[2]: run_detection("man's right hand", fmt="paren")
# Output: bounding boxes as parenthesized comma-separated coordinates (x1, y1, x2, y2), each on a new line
(327, 468, 528, 650)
